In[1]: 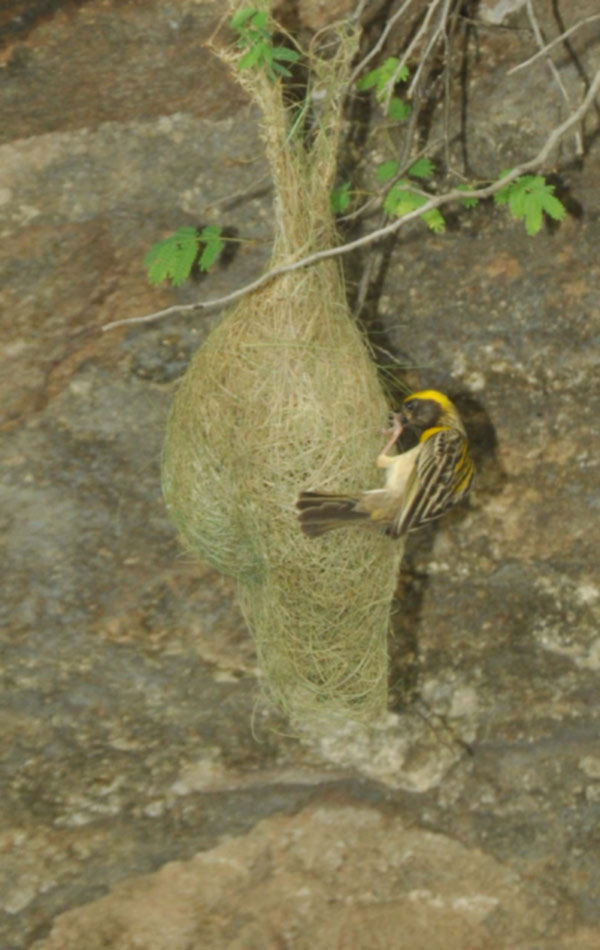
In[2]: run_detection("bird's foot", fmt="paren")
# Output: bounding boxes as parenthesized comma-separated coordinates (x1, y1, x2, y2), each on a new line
(379, 412, 403, 457)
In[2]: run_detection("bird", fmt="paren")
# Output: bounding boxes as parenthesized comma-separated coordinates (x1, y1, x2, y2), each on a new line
(296, 390, 474, 540)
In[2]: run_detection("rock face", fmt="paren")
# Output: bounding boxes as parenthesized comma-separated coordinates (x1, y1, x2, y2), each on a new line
(27, 804, 574, 950)
(1, 2, 600, 949)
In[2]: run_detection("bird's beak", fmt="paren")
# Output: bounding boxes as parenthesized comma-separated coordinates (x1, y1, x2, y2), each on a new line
(398, 407, 419, 433)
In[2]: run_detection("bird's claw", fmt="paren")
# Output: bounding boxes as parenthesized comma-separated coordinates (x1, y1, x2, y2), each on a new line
(380, 412, 403, 456)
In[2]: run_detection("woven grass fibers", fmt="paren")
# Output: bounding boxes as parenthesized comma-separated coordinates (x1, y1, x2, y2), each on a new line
(162, 9, 404, 728)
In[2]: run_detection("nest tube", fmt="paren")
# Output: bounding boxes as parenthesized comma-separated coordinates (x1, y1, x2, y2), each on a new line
(162, 7, 404, 729)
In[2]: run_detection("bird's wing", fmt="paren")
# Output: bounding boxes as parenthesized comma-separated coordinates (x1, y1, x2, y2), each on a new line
(389, 427, 468, 538)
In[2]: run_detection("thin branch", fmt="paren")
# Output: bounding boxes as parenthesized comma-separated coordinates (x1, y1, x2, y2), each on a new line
(507, 13, 600, 75)
(102, 67, 600, 334)
(352, 213, 383, 318)
(442, 1, 463, 172)
(459, 15, 530, 34)
(347, 0, 416, 88)
(525, 0, 582, 156)
(406, 0, 453, 99)
(383, 0, 443, 113)
(442, 11, 453, 170)
(350, 0, 369, 22)
(204, 171, 271, 210)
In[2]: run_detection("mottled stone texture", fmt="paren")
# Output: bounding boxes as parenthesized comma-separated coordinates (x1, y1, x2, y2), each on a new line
(1, 1, 599, 949)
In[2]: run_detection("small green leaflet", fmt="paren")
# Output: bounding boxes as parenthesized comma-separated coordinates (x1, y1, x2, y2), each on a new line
(231, 8, 269, 41)
(270, 46, 300, 78)
(384, 181, 445, 233)
(230, 8, 265, 31)
(377, 160, 399, 183)
(239, 42, 266, 70)
(377, 157, 433, 184)
(456, 184, 478, 209)
(383, 181, 413, 217)
(144, 227, 199, 287)
(408, 157, 434, 179)
(357, 57, 409, 96)
(198, 225, 224, 272)
(494, 173, 566, 235)
(388, 97, 411, 121)
(330, 182, 352, 214)
(422, 208, 445, 233)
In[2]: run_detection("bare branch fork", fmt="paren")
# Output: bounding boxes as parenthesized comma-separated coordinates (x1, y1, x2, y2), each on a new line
(102, 63, 600, 334)
(507, 14, 600, 75)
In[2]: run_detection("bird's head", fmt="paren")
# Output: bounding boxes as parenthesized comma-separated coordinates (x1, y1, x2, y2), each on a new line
(399, 390, 464, 435)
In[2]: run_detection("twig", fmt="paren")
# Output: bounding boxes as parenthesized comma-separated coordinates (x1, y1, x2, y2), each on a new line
(204, 171, 271, 210)
(507, 14, 600, 75)
(352, 217, 382, 318)
(406, 0, 453, 99)
(347, 0, 415, 88)
(383, 0, 443, 113)
(350, 0, 370, 25)
(459, 15, 530, 34)
(525, 0, 582, 156)
(102, 66, 600, 334)
(442, 2, 462, 171)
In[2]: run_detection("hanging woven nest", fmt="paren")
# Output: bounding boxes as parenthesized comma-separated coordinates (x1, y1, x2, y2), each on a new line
(162, 3, 404, 729)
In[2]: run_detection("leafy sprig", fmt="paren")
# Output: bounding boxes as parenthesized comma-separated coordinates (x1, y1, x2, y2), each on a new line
(144, 226, 224, 287)
(380, 158, 445, 233)
(355, 56, 566, 236)
(357, 56, 411, 120)
(494, 173, 566, 234)
(231, 8, 299, 82)
(141, 24, 573, 299)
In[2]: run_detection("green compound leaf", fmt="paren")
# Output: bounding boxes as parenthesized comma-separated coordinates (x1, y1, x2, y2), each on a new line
(330, 182, 352, 213)
(357, 64, 385, 92)
(358, 57, 409, 95)
(408, 157, 434, 180)
(230, 7, 258, 30)
(494, 173, 566, 235)
(144, 225, 225, 286)
(144, 227, 199, 287)
(383, 180, 415, 217)
(250, 9, 268, 32)
(422, 208, 445, 233)
(388, 97, 411, 121)
(377, 160, 399, 183)
(384, 181, 445, 233)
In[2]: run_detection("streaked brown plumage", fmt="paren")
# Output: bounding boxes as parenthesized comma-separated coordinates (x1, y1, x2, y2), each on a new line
(297, 390, 474, 540)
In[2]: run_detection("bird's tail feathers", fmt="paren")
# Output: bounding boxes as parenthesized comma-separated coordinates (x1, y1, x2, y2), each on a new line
(296, 491, 367, 537)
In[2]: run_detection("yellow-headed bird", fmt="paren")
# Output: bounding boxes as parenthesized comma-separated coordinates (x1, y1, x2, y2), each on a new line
(297, 390, 474, 539)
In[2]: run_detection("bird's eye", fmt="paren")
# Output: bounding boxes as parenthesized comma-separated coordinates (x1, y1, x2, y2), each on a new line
(404, 399, 417, 410)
